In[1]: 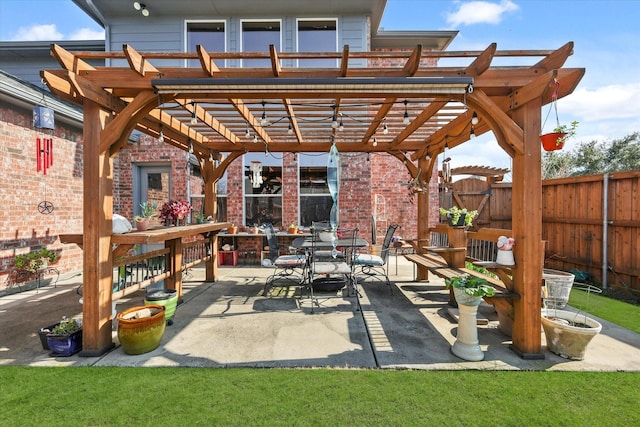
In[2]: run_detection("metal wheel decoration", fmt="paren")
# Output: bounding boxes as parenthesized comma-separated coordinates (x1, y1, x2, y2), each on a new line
(37, 200, 55, 214)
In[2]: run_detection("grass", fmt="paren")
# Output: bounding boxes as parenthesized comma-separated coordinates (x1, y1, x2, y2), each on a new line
(568, 287, 640, 333)
(1, 367, 639, 426)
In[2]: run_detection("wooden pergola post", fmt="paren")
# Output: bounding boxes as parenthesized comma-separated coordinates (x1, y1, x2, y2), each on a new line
(80, 100, 116, 356)
(510, 99, 545, 358)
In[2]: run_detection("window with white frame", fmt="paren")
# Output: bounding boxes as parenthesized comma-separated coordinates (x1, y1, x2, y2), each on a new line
(244, 153, 282, 227)
(186, 21, 225, 68)
(297, 19, 337, 68)
(299, 153, 333, 227)
(242, 20, 281, 68)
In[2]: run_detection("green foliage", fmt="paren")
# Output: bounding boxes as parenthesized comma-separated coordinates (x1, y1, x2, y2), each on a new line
(444, 274, 496, 297)
(543, 132, 640, 178)
(139, 201, 158, 218)
(49, 317, 82, 335)
(553, 120, 579, 144)
(439, 206, 478, 227)
(14, 248, 57, 272)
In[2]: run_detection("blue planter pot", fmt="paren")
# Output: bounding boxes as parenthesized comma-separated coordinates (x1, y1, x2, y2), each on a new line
(46, 329, 82, 357)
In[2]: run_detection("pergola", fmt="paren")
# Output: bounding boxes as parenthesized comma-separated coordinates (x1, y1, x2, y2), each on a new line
(42, 42, 584, 357)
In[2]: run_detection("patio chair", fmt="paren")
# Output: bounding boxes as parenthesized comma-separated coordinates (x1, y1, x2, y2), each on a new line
(354, 223, 398, 294)
(307, 227, 359, 312)
(262, 224, 307, 296)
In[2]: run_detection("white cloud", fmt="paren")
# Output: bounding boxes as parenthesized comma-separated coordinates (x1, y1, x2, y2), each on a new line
(446, 0, 519, 26)
(69, 28, 105, 40)
(11, 24, 62, 41)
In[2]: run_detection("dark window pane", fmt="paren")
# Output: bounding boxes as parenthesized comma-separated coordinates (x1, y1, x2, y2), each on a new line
(300, 195, 333, 227)
(245, 196, 282, 227)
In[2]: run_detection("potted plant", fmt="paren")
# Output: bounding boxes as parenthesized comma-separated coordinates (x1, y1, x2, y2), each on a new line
(134, 201, 157, 231)
(159, 200, 192, 226)
(194, 213, 207, 224)
(15, 247, 57, 273)
(45, 316, 83, 357)
(445, 274, 496, 361)
(439, 206, 478, 227)
(541, 308, 602, 360)
(288, 223, 299, 234)
(540, 121, 579, 151)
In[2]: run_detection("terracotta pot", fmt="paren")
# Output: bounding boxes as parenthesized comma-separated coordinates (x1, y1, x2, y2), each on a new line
(229, 226, 238, 234)
(117, 305, 166, 355)
(540, 132, 566, 151)
(288, 226, 298, 235)
(135, 217, 150, 231)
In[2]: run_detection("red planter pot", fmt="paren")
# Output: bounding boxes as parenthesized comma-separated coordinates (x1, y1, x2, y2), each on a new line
(540, 132, 566, 151)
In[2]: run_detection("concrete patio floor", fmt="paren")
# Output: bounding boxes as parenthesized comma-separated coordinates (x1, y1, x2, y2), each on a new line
(2, 255, 639, 370)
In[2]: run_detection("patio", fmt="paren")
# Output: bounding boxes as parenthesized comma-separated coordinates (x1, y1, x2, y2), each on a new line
(3, 256, 639, 371)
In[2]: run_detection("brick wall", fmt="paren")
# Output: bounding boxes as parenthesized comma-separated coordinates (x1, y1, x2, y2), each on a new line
(0, 102, 84, 285)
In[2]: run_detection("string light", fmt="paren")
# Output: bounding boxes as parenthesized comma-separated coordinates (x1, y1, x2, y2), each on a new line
(288, 123, 293, 135)
(471, 111, 479, 126)
(188, 140, 193, 153)
(372, 137, 378, 147)
(253, 135, 258, 143)
(383, 120, 388, 135)
(190, 108, 197, 125)
(245, 126, 251, 138)
(470, 128, 476, 139)
(338, 115, 344, 131)
(403, 100, 410, 125)
(158, 125, 164, 142)
(260, 100, 270, 126)
(331, 106, 338, 128)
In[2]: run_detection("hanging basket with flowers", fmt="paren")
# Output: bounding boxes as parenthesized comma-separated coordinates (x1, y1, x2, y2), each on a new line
(540, 80, 579, 151)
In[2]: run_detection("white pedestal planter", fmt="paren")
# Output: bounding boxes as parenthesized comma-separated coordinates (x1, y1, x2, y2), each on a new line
(496, 249, 515, 265)
(451, 288, 485, 361)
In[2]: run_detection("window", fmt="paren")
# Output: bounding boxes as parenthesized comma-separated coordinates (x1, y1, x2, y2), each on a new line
(299, 153, 333, 227)
(242, 21, 280, 68)
(244, 153, 282, 227)
(186, 21, 225, 68)
(297, 19, 337, 68)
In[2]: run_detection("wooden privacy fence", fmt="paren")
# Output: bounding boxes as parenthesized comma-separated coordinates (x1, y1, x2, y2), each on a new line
(451, 171, 640, 294)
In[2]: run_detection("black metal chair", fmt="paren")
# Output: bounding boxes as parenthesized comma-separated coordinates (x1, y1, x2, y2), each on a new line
(306, 226, 359, 312)
(262, 224, 307, 296)
(354, 224, 398, 294)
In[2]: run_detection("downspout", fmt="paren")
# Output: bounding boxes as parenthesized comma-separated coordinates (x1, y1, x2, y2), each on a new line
(602, 173, 609, 289)
(85, 0, 110, 63)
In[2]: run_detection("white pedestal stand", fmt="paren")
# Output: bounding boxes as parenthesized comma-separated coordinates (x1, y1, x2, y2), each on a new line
(451, 288, 485, 361)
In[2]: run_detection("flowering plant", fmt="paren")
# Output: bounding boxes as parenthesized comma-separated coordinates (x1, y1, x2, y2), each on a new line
(159, 200, 192, 225)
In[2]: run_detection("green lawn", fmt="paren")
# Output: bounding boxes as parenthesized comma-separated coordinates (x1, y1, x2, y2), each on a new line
(569, 288, 640, 333)
(1, 367, 639, 426)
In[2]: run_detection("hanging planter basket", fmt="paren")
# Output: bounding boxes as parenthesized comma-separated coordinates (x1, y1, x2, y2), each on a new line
(540, 80, 576, 152)
(540, 132, 566, 151)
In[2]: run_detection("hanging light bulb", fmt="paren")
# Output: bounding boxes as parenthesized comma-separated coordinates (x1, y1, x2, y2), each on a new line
(403, 100, 410, 125)
(331, 107, 338, 128)
(338, 116, 344, 131)
(188, 141, 193, 153)
(190, 111, 197, 125)
(471, 111, 479, 126)
(253, 134, 258, 143)
(372, 137, 378, 147)
(366, 153, 370, 162)
(288, 123, 293, 135)
(260, 101, 269, 126)
(383, 120, 389, 134)
(158, 127, 164, 142)
(470, 127, 476, 139)
(245, 126, 251, 138)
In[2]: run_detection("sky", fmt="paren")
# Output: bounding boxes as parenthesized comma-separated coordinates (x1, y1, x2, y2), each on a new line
(1, 0, 639, 177)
